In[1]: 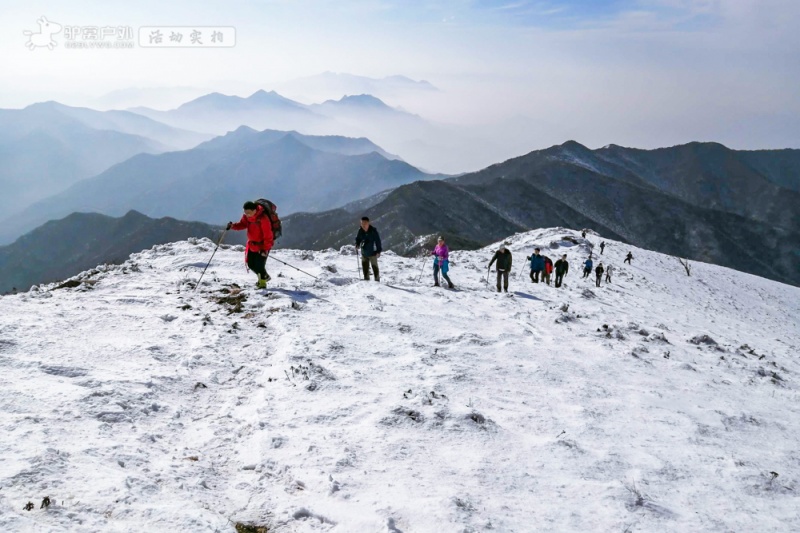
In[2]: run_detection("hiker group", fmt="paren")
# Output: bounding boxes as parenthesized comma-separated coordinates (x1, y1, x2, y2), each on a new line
(483, 232, 635, 293)
(484, 245, 569, 293)
(223, 200, 634, 294)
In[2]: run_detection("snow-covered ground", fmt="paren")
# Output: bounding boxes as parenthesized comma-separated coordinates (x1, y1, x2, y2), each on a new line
(0, 228, 798, 532)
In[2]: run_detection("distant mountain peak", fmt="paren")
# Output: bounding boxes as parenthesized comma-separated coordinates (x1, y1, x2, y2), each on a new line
(269, 132, 315, 152)
(332, 94, 391, 109)
(559, 140, 590, 151)
(175, 90, 306, 112)
(193, 92, 230, 101)
(248, 89, 292, 102)
(121, 209, 148, 220)
(231, 125, 258, 134)
(25, 100, 67, 110)
(684, 141, 729, 151)
(176, 92, 239, 110)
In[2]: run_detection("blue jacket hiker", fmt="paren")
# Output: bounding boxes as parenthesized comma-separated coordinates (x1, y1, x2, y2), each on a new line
(355, 216, 382, 281)
(527, 248, 546, 283)
(583, 258, 593, 278)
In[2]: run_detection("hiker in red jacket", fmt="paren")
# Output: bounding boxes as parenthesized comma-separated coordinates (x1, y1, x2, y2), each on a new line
(227, 201, 274, 288)
(543, 255, 554, 285)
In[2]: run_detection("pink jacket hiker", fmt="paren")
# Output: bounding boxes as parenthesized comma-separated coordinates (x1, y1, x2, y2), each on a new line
(432, 244, 449, 265)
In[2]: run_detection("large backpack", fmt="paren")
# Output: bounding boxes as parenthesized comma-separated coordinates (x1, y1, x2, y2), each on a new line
(254, 199, 282, 240)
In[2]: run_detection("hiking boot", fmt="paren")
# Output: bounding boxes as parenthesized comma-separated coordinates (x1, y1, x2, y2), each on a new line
(448, 282, 454, 289)
(433, 283, 440, 287)
(257, 278, 267, 289)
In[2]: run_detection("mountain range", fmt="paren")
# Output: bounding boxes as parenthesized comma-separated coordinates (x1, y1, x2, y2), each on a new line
(3, 89, 799, 289)
(278, 141, 800, 287)
(0, 127, 441, 245)
(129, 90, 331, 136)
(127, 91, 435, 151)
(125, 90, 469, 172)
(89, 73, 436, 113)
(0, 102, 204, 218)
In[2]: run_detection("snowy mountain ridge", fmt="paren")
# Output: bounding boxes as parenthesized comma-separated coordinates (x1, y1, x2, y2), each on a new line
(0, 228, 798, 532)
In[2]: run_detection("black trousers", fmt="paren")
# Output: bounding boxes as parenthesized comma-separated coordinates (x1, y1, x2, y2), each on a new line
(595, 274, 602, 287)
(529, 269, 541, 283)
(496, 270, 509, 291)
(247, 250, 268, 278)
(433, 263, 452, 286)
(555, 271, 565, 287)
(361, 255, 379, 281)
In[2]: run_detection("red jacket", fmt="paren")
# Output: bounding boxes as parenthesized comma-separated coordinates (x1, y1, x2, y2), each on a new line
(231, 206, 273, 253)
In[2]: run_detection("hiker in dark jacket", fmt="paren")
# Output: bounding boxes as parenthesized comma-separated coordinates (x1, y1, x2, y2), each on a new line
(355, 216, 382, 281)
(527, 248, 545, 283)
(554, 255, 569, 288)
(488, 244, 513, 293)
(595, 262, 604, 287)
(600, 241, 606, 254)
(583, 258, 593, 278)
(543, 255, 553, 285)
(227, 201, 274, 288)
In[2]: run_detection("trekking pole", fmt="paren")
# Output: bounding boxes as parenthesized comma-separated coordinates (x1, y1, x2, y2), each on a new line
(268, 254, 319, 280)
(195, 229, 227, 291)
(517, 260, 528, 280)
(355, 244, 363, 279)
(416, 254, 428, 282)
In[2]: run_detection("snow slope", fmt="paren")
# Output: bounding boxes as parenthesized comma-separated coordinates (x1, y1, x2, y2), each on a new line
(0, 228, 798, 532)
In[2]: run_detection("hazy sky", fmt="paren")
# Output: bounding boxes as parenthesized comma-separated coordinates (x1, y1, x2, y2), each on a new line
(2, 0, 799, 152)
